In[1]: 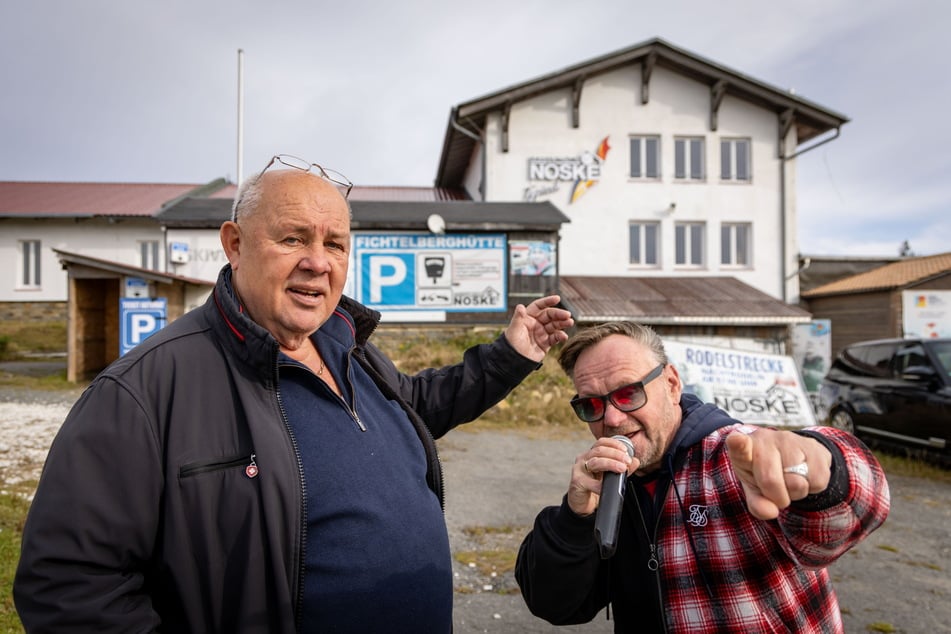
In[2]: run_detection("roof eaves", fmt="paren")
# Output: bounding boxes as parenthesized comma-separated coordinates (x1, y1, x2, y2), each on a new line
(438, 38, 847, 187)
(52, 248, 215, 286)
(455, 38, 847, 128)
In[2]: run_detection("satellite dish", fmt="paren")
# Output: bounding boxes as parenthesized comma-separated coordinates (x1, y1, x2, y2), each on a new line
(426, 213, 446, 235)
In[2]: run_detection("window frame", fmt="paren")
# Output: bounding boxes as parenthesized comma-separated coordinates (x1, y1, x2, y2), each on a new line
(18, 239, 42, 289)
(720, 138, 752, 182)
(629, 135, 661, 180)
(674, 136, 705, 181)
(140, 240, 160, 271)
(720, 222, 752, 267)
(628, 221, 660, 267)
(674, 222, 706, 267)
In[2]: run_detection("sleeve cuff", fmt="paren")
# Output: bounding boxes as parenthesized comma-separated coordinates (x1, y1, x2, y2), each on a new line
(790, 429, 849, 511)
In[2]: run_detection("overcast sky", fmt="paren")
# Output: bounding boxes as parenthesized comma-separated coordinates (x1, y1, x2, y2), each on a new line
(2, 0, 949, 258)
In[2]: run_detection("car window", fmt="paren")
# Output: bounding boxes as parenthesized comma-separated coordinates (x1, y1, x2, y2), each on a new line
(850, 343, 897, 377)
(927, 340, 951, 377)
(893, 343, 930, 375)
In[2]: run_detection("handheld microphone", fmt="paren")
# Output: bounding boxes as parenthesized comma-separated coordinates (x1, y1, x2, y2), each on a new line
(594, 435, 635, 559)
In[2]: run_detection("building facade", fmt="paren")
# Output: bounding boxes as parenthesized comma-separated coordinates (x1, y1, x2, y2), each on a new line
(436, 38, 848, 305)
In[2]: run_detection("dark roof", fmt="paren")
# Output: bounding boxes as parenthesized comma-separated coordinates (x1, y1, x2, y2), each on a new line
(560, 275, 812, 325)
(52, 248, 214, 286)
(801, 252, 951, 298)
(437, 37, 849, 187)
(157, 197, 569, 231)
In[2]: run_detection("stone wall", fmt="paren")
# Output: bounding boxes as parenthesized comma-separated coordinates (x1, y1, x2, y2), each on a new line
(0, 301, 67, 323)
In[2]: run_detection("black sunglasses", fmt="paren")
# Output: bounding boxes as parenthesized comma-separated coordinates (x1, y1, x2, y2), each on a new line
(569, 363, 666, 423)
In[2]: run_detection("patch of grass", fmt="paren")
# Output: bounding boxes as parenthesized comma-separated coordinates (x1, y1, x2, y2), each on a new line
(0, 321, 66, 360)
(0, 493, 30, 633)
(904, 560, 942, 571)
(377, 330, 582, 436)
(874, 451, 951, 482)
(0, 370, 78, 393)
(454, 548, 517, 577)
(866, 622, 898, 633)
(455, 525, 524, 578)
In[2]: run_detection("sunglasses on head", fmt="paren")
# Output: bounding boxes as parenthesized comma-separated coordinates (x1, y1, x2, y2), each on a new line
(569, 363, 666, 423)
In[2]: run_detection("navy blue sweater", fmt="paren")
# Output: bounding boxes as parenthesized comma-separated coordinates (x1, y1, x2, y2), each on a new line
(280, 313, 451, 633)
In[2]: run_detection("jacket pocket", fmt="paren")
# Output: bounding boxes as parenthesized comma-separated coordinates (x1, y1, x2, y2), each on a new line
(179, 453, 256, 479)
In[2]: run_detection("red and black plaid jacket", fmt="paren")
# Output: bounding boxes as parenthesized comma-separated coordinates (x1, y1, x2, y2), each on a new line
(516, 395, 890, 633)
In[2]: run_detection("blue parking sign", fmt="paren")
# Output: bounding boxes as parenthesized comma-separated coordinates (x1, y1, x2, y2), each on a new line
(120, 298, 167, 355)
(360, 253, 416, 307)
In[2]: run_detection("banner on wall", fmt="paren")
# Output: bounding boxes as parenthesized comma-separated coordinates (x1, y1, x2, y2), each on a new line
(350, 233, 507, 312)
(665, 340, 816, 428)
(791, 320, 832, 412)
(510, 240, 555, 276)
(902, 290, 951, 338)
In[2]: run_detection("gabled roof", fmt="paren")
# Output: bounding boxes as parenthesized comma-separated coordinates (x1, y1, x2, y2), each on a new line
(437, 37, 849, 187)
(157, 197, 569, 232)
(560, 275, 812, 325)
(801, 252, 951, 298)
(0, 180, 229, 217)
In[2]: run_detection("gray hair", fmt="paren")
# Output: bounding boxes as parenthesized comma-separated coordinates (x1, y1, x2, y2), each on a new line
(558, 321, 668, 378)
(230, 172, 266, 223)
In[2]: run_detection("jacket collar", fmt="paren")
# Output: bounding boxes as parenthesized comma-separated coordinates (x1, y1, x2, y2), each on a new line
(209, 265, 382, 376)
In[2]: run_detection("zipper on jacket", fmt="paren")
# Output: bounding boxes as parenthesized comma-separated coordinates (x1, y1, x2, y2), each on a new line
(272, 365, 309, 633)
(279, 358, 366, 432)
(630, 480, 669, 634)
(630, 482, 661, 572)
(180, 454, 255, 478)
(345, 348, 366, 431)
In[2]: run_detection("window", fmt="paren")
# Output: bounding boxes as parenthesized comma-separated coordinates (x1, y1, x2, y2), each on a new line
(629, 222, 659, 266)
(18, 240, 41, 288)
(893, 343, 930, 375)
(140, 240, 160, 270)
(675, 222, 705, 266)
(849, 343, 897, 377)
(674, 137, 704, 180)
(721, 139, 751, 181)
(629, 135, 660, 179)
(720, 223, 751, 266)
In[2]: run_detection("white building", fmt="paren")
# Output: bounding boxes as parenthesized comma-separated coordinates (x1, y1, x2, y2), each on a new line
(435, 38, 848, 304)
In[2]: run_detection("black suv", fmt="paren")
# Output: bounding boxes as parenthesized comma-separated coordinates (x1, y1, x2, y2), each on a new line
(818, 337, 951, 463)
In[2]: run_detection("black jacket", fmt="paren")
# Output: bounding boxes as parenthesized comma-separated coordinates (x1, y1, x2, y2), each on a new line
(15, 266, 541, 632)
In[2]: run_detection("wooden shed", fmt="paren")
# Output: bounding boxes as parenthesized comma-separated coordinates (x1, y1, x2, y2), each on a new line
(54, 249, 213, 382)
(801, 252, 951, 356)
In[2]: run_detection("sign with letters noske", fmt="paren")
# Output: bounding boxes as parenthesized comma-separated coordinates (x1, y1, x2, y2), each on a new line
(351, 233, 506, 312)
(664, 340, 816, 428)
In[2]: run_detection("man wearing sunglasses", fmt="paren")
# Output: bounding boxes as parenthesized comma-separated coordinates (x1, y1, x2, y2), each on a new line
(15, 156, 574, 633)
(515, 321, 889, 633)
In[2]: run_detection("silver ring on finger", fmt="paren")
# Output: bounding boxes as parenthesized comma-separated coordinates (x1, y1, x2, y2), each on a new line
(782, 461, 809, 479)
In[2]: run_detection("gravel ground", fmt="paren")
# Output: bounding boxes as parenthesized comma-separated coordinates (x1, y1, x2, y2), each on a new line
(3, 362, 949, 633)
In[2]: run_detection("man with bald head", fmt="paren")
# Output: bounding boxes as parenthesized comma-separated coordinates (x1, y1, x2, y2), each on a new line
(15, 154, 574, 633)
